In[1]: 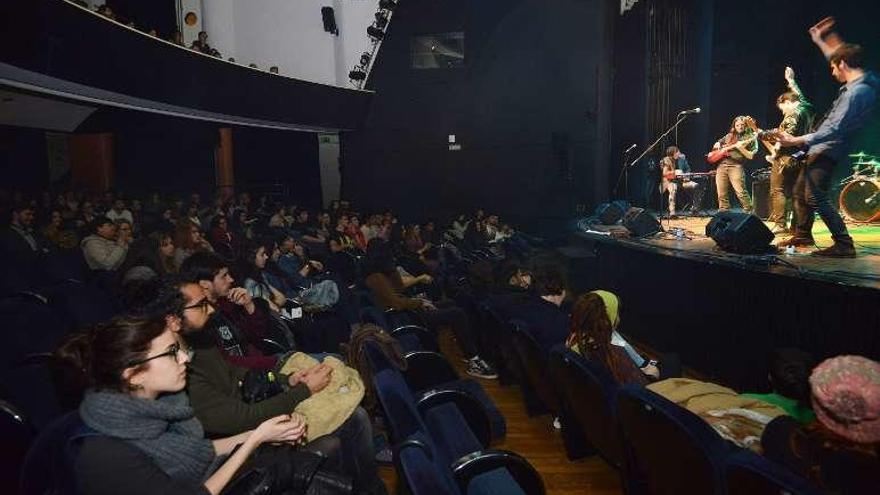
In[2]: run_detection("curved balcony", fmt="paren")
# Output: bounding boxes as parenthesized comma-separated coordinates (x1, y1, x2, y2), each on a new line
(0, 0, 372, 132)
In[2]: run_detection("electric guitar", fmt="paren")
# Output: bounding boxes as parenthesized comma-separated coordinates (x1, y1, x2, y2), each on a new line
(706, 130, 776, 165)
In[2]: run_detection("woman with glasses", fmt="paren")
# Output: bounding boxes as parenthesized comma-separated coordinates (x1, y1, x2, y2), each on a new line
(56, 315, 338, 495)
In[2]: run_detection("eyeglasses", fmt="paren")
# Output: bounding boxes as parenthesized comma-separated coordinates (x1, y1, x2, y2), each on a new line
(126, 342, 194, 367)
(183, 298, 212, 312)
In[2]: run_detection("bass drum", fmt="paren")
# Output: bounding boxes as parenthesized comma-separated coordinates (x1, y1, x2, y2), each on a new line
(839, 179, 880, 222)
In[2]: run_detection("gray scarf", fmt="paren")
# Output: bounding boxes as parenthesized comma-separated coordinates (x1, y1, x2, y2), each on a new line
(80, 390, 219, 484)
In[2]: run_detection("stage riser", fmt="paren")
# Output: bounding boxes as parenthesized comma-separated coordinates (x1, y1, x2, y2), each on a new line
(566, 237, 880, 391)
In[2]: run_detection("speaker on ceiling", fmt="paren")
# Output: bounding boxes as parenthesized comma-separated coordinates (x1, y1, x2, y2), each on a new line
(321, 7, 338, 35)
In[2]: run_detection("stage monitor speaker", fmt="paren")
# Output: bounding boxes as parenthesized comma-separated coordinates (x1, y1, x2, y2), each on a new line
(706, 211, 774, 254)
(623, 207, 661, 237)
(595, 200, 629, 225)
(752, 178, 770, 219)
(321, 7, 338, 35)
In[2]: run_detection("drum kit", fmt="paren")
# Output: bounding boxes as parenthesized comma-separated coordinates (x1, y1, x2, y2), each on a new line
(839, 152, 880, 223)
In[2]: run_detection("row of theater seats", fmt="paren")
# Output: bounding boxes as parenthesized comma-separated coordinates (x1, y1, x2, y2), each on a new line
(458, 289, 825, 495)
(357, 300, 545, 495)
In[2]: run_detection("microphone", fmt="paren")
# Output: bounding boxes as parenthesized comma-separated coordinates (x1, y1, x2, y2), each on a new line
(624, 143, 638, 153)
(677, 107, 701, 115)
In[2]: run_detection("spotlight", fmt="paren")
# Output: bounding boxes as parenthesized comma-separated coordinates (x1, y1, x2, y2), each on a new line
(359, 52, 372, 66)
(379, 0, 398, 11)
(367, 25, 385, 41)
(349, 67, 366, 81)
(374, 11, 388, 29)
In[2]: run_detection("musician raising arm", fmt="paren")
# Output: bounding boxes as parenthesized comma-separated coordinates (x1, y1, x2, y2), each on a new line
(776, 27, 878, 257)
(764, 67, 815, 235)
(712, 116, 758, 212)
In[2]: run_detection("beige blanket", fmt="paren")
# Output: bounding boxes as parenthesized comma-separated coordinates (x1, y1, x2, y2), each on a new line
(280, 353, 365, 440)
(648, 378, 787, 452)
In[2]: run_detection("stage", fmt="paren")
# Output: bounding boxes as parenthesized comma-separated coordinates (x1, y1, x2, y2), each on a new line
(562, 214, 880, 391)
(578, 215, 880, 290)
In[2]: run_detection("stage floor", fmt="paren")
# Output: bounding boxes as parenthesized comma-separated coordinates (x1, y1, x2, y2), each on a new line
(577, 215, 880, 290)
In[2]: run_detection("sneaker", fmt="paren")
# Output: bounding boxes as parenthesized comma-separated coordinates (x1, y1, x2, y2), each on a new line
(771, 224, 789, 235)
(466, 357, 498, 379)
(811, 243, 856, 258)
(778, 236, 814, 248)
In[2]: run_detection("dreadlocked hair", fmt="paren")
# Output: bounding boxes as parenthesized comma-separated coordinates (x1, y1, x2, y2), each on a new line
(342, 323, 408, 412)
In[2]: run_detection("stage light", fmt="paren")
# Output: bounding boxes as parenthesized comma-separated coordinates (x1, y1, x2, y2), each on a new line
(379, 0, 398, 11)
(349, 67, 366, 81)
(374, 11, 388, 29)
(367, 25, 385, 41)
(359, 52, 372, 67)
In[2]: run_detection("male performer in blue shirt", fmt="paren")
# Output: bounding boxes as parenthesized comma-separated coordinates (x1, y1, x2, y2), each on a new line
(777, 28, 878, 257)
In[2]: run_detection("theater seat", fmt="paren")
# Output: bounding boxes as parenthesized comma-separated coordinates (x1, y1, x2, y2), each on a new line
(548, 346, 622, 466)
(724, 449, 823, 495)
(616, 385, 731, 495)
(509, 320, 559, 416)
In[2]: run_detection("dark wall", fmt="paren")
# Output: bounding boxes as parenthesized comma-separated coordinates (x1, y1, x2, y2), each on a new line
(107, 0, 176, 37)
(233, 128, 322, 208)
(342, 0, 616, 227)
(77, 109, 321, 203)
(0, 126, 49, 191)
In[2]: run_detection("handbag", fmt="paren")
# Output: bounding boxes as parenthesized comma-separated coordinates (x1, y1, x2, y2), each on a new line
(225, 444, 353, 495)
(240, 369, 285, 404)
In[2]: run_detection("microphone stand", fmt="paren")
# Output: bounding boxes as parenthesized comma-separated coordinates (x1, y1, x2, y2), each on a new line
(613, 147, 636, 199)
(626, 112, 694, 231)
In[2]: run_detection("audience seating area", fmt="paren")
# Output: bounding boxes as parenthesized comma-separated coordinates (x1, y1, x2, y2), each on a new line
(0, 184, 868, 494)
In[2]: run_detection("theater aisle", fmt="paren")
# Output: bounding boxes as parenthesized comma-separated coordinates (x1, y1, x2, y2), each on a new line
(378, 331, 623, 495)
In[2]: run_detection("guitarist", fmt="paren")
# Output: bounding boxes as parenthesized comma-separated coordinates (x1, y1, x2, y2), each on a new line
(764, 67, 814, 235)
(711, 116, 758, 212)
(777, 21, 878, 257)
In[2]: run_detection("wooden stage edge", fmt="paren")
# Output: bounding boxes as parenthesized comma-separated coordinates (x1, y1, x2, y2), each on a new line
(573, 215, 880, 291)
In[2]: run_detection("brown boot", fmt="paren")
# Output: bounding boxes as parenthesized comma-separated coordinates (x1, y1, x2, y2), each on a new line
(811, 242, 856, 258)
(778, 236, 814, 248)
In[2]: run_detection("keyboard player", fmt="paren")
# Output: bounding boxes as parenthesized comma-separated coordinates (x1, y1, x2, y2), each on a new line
(659, 146, 706, 216)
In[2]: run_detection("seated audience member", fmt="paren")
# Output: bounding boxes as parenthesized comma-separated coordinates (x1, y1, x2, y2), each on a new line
(421, 220, 439, 246)
(42, 208, 78, 249)
(268, 204, 292, 231)
(277, 233, 324, 288)
(176, 279, 387, 494)
(363, 239, 497, 379)
(761, 355, 880, 492)
(81, 217, 130, 271)
(360, 214, 381, 243)
(174, 218, 214, 267)
(333, 215, 356, 251)
(105, 199, 134, 225)
(450, 213, 469, 240)
(566, 291, 659, 385)
(120, 231, 179, 284)
(208, 215, 237, 260)
(239, 241, 291, 312)
(1, 203, 48, 290)
(115, 218, 134, 243)
(56, 315, 328, 495)
(743, 348, 817, 425)
(3, 204, 46, 260)
(401, 224, 437, 275)
(495, 264, 569, 355)
(190, 31, 216, 55)
(184, 204, 203, 229)
(180, 252, 279, 370)
(326, 233, 359, 288)
(346, 215, 368, 251)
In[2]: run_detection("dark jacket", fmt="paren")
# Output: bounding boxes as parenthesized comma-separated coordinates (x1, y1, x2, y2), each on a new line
(490, 292, 568, 355)
(76, 436, 209, 495)
(185, 343, 311, 436)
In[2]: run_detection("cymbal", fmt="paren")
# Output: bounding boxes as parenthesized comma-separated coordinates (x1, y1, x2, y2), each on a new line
(849, 152, 873, 159)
